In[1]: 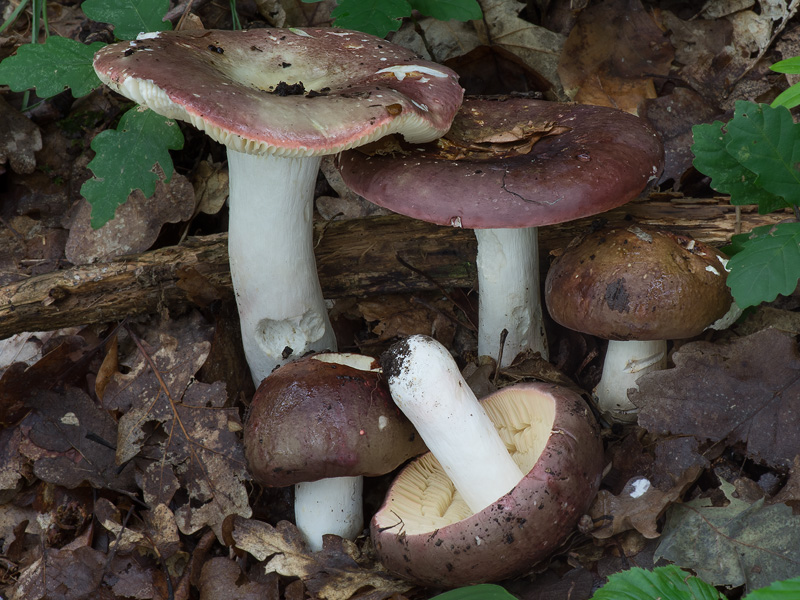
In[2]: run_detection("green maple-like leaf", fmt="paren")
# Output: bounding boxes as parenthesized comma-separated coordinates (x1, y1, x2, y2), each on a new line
(692, 120, 790, 214)
(82, 0, 172, 41)
(725, 222, 800, 307)
(430, 584, 516, 600)
(746, 576, 800, 599)
(591, 565, 723, 600)
(724, 101, 800, 204)
(654, 480, 800, 593)
(0, 37, 105, 98)
(81, 107, 184, 228)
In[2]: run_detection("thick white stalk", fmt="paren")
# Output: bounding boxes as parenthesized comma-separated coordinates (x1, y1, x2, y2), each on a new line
(383, 335, 524, 514)
(475, 227, 548, 366)
(294, 476, 363, 551)
(594, 339, 667, 423)
(227, 150, 337, 385)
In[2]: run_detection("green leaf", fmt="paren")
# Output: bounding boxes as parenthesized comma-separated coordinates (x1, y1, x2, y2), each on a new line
(691, 120, 788, 214)
(329, 0, 412, 37)
(591, 566, 723, 600)
(81, 107, 184, 228)
(409, 0, 482, 21)
(745, 576, 800, 599)
(82, 0, 172, 41)
(654, 480, 800, 593)
(770, 56, 800, 75)
(429, 584, 517, 600)
(724, 101, 800, 203)
(771, 84, 800, 110)
(725, 222, 800, 307)
(0, 37, 104, 98)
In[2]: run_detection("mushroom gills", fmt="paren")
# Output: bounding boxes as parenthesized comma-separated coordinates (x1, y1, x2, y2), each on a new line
(382, 389, 556, 535)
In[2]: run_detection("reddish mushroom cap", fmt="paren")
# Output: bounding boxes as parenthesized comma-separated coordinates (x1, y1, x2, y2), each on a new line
(371, 382, 604, 587)
(545, 225, 733, 340)
(243, 353, 426, 487)
(336, 97, 664, 228)
(92, 28, 464, 157)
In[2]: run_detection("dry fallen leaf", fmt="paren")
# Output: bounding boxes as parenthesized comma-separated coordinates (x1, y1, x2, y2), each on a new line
(557, 0, 674, 115)
(103, 313, 251, 538)
(632, 328, 800, 469)
(227, 517, 413, 600)
(65, 170, 195, 264)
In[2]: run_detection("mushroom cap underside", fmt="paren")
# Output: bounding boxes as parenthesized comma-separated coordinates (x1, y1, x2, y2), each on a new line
(93, 28, 464, 157)
(337, 97, 664, 229)
(371, 382, 604, 587)
(545, 225, 733, 340)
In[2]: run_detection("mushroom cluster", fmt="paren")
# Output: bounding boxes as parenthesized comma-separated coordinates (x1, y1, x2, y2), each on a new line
(545, 225, 736, 422)
(243, 352, 425, 550)
(372, 335, 604, 587)
(92, 28, 463, 384)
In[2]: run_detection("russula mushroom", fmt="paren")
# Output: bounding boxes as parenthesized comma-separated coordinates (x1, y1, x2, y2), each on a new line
(243, 352, 425, 551)
(374, 335, 604, 587)
(92, 28, 463, 383)
(544, 225, 736, 422)
(337, 98, 664, 366)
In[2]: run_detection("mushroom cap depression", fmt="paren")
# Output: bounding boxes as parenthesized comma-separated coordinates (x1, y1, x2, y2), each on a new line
(244, 354, 425, 487)
(92, 28, 464, 157)
(545, 225, 733, 340)
(336, 97, 664, 228)
(371, 382, 604, 588)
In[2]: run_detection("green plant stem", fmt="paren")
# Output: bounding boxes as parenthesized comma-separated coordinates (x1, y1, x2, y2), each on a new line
(229, 0, 241, 29)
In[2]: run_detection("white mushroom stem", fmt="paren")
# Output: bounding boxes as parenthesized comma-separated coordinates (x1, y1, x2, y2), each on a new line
(594, 339, 667, 423)
(474, 227, 548, 366)
(294, 476, 363, 552)
(383, 335, 524, 514)
(227, 150, 337, 385)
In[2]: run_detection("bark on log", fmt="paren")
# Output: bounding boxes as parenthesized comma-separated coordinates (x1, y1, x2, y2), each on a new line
(0, 194, 789, 339)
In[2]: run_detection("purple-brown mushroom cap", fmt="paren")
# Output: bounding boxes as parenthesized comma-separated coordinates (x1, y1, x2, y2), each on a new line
(371, 382, 604, 587)
(244, 353, 426, 487)
(92, 28, 464, 156)
(545, 225, 734, 340)
(337, 97, 664, 228)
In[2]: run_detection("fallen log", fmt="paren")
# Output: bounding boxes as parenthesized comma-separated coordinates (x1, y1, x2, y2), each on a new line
(0, 194, 788, 339)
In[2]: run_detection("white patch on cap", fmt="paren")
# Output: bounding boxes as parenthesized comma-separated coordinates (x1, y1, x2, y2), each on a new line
(378, 415, 388, 430)
(376, 65, 449, 81)
(136, 31, 161, 40)
(629, 477, 651, 498)
(289, 28, 313, 37)
(705, 265, 720, 276)
(411, 100, 429, 111)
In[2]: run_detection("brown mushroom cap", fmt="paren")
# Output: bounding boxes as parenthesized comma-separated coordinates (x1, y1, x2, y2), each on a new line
(336, 97, 664, 228)
(92, 28, 464, 157)
(244, 354, 425, 487)
(545, 225, 733, 340)
(371, 382, 603, 587)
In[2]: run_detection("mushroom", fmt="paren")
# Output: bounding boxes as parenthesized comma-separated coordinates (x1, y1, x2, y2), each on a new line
(92, 28, 463, 383)
(243, 352, 425, 551)
(337, 98, 663, 366)
(373, 335, 604, 587)
(544, 225, 736, 422)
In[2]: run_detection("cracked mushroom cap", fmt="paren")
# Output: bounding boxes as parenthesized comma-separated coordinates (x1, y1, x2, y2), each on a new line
(336, 97, 664, 228)
(92, 28, 464, 157)
(544, 225, 734, 340)
(371, 382, 604, 587)
(243, 353, 425, 487)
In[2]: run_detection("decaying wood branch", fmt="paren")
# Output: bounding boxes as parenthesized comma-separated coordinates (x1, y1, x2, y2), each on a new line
(0, 194, 789, 339)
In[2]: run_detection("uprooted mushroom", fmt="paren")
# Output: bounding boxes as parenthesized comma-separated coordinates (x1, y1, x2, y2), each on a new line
(372, 335, 605, 587)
